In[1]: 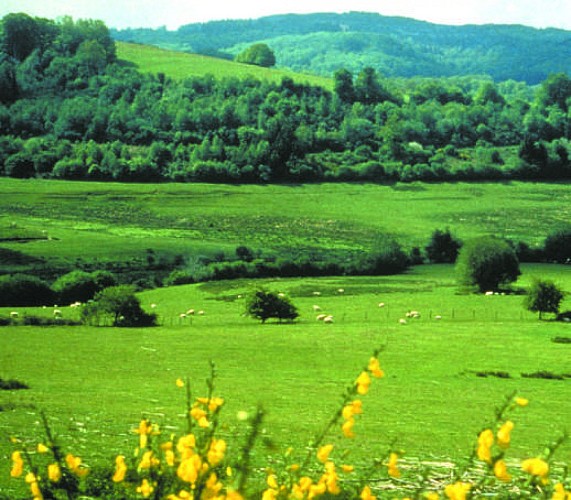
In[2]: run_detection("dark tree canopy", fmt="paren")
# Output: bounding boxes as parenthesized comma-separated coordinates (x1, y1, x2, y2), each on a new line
(235, 43, 276, 68)
(425, 228, 462, 263)
(245, 289, 298, 323)
(524, 278, 564, 320)
(456, 237, 521, 292)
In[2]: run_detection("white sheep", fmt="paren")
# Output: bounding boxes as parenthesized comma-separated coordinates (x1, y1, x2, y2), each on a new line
(485, 291, 494, 296)
(278, 293, 286, 298)
(186, 309, 195, 315)
(53, 309, 62, 317)
(150, 303, 157, 309)
(313, 305, 322, 312)
(316, 314, 327, 321)
(434, 315, 443, 320)
(179, 313, 187, 319)
(313, 291, 321, 296)
(399, 318, 407, 325)
(198, 310, 205, 315)
(337, 288, 345, 294)
(378, 302, 385, 308)
(323, 315, 334, 323)
(10, 311, 19, 319)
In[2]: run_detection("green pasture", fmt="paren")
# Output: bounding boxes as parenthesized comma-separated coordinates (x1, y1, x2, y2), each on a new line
(1, 264, 570, 495)
(1, 179, 569, 268)
(116, 41, 333, 89)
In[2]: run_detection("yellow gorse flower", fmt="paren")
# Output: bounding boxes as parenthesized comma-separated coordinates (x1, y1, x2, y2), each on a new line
(444, 481, 471, 500)
(368, 357, 384, 378)
(136, 478, 154, 498)
(317, 444, 334, 463)
(10, 450, 24, 478)
(356, 371, 371, 395)
(65, 453, 88, 477)
(515, 396, 529, 407)
(497, 420, 514, 449)
(135, 419, 154, 449)
(177, 454, 203, 485)
(207, 438, 227, 466)
(388, 452, 401, 478)
(37, 443, 49, 454)
(493, 459, 511, 482)
(342, 417, 355, 438)
(553, 482, 571, 500)
(176, 378, 185, 388)
(112, 455, 127, 483)
(477, 429, 494, 463)
(521, 457, 549, 482)
(360, 485, 377, 500)
(48, 463, 62, 483)
(138, 450, 159, 470)
(26, 472, 43, 500)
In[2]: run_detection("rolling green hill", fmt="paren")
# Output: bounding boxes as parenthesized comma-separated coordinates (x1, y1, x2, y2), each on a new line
(116, 41, 333, 89)
(113, 12, 571, 83)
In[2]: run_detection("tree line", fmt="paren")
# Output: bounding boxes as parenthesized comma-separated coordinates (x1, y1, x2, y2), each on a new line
(0, 13, 570, 184)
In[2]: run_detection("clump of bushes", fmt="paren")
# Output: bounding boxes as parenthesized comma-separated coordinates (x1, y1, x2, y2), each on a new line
(0, 274, 55, 306)
(81, 285, 157, 327)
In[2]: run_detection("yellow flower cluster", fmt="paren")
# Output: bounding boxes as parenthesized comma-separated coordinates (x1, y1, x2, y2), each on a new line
(521, 457, 550, 484)
(190, 396, 225, 428)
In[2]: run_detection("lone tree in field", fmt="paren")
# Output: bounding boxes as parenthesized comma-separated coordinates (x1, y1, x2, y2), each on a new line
(425, 228, 462, 263)
(456, 236, 520, 292)
(245, 289, 298, 324)
(524, 278, 565, 319)
(81, 285, 157, 327)
(235, 43, 276, 68)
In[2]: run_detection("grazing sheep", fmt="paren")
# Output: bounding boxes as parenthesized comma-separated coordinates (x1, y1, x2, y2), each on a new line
(337, 288, 345, 294)
(10, 312, 19, 319)
(316, 314, 327, 321)
(435, 315, 443, 320)
(313, 305, 322, 312)
(485, 291, 494, 296)
(186, 309, 195, 315)
(313, 291, 321, 296)
(150, 303, 157, 309)
(323, 315, 334, 323)
(179, 313, 187, 319)
(53, 310, 62, 318)
(198, 310, 205, 315)
(378, 302, 385, 308)
(399, 318, 407, 325)
(278, 293, 286, 298)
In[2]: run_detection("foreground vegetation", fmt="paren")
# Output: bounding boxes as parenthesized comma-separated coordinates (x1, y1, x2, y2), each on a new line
(1, 265, 570, 497)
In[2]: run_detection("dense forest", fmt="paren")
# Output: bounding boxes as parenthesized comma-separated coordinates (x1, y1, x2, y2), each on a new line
(0, 13, 570, 184)
(113, 12, 571, 84)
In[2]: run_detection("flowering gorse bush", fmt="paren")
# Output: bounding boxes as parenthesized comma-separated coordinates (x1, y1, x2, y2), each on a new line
(8, 351, 571, 499)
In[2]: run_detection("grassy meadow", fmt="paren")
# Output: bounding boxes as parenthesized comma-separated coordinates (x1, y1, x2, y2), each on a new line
(1, 264, 570, 495)
(1, 178, 570, 496)
(1, 178, 570, 268)
(116, 42, 333, 89)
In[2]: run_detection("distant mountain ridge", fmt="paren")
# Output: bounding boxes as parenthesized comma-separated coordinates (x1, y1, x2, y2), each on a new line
(113, 11, 570, 84)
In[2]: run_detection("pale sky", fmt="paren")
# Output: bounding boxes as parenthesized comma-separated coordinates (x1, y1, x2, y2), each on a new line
(0, 0, 569, 31)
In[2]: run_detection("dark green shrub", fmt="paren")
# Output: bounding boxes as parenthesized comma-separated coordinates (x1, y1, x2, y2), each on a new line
(53, 270, 117, 304)
(456, 236, 521, 292)
(357, 238, 409, 275)
(524, 278, 565, 319)
(543, 226, 571, 263)
(245, 289, 298, 324)
(0, 273, 55, 306)
(81, 285, 157, 327)
(425, 228, 462, 263)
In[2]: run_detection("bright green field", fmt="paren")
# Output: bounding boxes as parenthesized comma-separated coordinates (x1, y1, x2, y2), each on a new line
(1, 179, 570, 266)
(116, 41, 333, 89)
(1, 265, 570, 496)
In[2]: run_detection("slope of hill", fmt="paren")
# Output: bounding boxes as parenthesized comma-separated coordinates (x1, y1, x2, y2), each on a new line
(112, 11, 571, 84)
(116, 42, 333, 88)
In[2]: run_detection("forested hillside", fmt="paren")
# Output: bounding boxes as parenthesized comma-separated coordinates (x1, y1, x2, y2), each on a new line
(1, 13, 570, 184)
(113, 12, 571, 84)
